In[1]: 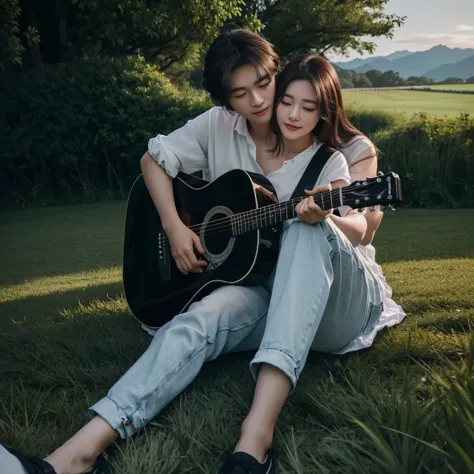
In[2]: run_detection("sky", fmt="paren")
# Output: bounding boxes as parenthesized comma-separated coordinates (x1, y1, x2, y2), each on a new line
(328, 0, 474, 62)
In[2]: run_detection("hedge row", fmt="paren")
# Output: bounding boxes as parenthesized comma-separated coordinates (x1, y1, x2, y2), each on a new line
(1, 58, 473, 208)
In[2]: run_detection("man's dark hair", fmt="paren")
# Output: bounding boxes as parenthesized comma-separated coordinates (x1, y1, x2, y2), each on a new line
(203, 29, 279, 111)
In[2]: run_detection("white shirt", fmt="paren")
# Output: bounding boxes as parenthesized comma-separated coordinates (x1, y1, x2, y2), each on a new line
(148, 107, 350, 206)
(340, 135, 374, 164)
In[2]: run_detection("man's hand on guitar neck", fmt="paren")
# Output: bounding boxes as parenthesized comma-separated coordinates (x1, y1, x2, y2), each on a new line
(166, 222, 208, 275)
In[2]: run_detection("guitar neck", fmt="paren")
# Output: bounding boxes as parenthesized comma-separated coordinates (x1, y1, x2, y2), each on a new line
(231, 187, 345, 236)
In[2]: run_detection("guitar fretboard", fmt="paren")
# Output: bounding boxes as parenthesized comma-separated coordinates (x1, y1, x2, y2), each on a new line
(231, 187, 345, 235)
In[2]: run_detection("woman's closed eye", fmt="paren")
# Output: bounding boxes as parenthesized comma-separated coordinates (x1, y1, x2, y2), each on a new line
(280, 100, 314, 112)
(259, 82, 271, 89)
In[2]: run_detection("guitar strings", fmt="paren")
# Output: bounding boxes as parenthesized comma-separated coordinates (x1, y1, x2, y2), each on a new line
(185, 180, 371, 234)
(159, 190, 333, 246)
(159, 180, 385, 246)
(160, 182, 385, 245)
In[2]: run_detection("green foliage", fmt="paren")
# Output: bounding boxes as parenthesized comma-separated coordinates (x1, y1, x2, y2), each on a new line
(440, 77, 466, 85)
(2, 55, 473, 210)
(242, 0, 405, 59)
(346, 108, 400, 135)
(9, 0, 250, 72)
(0, 0, 24, 71)
(10, 0, 402, 75)
(335, 67, 462, 90)
(365, 69, 405, 88)
(374, 112, 474, 207)
(0, 56, 212, 208)
(406, 76, 435, 86)
(334, 64, 374, 89)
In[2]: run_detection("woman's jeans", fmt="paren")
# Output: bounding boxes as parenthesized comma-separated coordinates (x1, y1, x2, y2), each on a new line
(90, 220, 383, 438)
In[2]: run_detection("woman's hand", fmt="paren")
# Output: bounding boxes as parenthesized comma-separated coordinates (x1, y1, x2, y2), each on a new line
(166, 221, 208, 274)
(296, 184, 333, 224)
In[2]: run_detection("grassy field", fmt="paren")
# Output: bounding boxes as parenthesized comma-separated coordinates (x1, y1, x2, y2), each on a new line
(1, 202, 474, 473)
(412, 84, 474, 92)
(342, 89, 474, 117)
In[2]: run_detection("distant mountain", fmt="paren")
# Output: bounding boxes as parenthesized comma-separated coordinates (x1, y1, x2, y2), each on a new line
(423, 54, 474, 80)
(334, 57, 370, 70)
(385, 45, 474, 78)
(355, 58, 395, 73)
(385, 50, 413, 61)
(334, 50, 412, 71)
(335, 45, 474, 79)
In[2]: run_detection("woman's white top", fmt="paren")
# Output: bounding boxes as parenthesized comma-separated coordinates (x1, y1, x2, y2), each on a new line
(334, 136, 406, 354)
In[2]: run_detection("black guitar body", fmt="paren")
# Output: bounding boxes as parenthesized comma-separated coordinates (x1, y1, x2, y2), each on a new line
(123, 168, 402, 328)
(123, 170, 281, 328)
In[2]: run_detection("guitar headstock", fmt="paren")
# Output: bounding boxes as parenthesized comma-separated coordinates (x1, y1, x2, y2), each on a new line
(343, 172, 402, 210)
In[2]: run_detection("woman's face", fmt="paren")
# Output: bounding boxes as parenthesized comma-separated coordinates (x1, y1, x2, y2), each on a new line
(228, 64, 276, 125)
(276, 79, 321, 143)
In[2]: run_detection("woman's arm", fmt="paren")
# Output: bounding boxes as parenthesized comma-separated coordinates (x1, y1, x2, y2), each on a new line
(348, 145, 384, 246)
(329, 211, 367, 247)
(328, 178, 368, 247)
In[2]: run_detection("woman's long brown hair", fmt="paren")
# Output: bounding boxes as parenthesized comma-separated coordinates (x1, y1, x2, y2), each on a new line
(271, 54, 366, 157)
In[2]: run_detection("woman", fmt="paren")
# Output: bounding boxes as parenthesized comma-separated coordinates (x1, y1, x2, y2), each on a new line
(221, 55, 405, 473)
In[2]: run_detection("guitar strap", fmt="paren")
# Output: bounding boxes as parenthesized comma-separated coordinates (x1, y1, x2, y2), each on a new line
(289, 143, 338, 201)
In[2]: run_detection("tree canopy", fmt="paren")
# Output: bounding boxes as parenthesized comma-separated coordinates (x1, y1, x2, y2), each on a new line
(2, 0, 404, 73)
(241, 0, 405, 58)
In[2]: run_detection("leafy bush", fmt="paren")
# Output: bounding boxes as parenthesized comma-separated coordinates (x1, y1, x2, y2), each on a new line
(2, 60, 473, 209)
(373, 112, 474, 207)
(0, 56, 212, 208)
(346, 107, 401, 136)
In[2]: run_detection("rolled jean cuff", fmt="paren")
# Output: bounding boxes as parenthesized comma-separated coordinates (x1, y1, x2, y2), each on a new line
(89, 396, 144, 439)
(249, 346, 300, 392)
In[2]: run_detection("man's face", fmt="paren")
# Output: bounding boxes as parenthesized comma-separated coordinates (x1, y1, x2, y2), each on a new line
(228, 64, 275, 125)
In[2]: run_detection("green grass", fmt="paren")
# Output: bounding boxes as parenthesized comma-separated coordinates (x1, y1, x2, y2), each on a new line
(1, 203, 474, 473)
(342, 90, 474, 118)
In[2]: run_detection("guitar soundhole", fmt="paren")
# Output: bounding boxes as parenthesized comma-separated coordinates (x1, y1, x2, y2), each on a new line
(203, 213, 233, 254)
(200, 206, 236, 266)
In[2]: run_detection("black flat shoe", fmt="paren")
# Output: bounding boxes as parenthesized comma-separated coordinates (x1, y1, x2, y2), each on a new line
(4, 447, 111, 474)
(218, 450, 275, 474)
(3, 446, 56, 473)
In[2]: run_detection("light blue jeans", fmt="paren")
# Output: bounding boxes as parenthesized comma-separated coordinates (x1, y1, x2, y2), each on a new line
(90, 220, 383, 438)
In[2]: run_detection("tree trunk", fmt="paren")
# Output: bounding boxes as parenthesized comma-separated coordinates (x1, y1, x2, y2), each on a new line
(22, 0, 44, 70)
(56, 0, 70, 62)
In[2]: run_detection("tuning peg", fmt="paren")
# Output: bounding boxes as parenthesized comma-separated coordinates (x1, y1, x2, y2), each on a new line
(389, 205, 396, 212)
(377, 171, 384, 176)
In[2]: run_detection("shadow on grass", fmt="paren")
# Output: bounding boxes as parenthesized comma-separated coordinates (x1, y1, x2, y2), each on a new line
(2, 206, 474, 288)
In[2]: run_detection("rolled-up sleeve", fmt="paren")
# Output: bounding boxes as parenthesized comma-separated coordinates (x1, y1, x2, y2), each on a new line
(148, 108, 213, 178)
